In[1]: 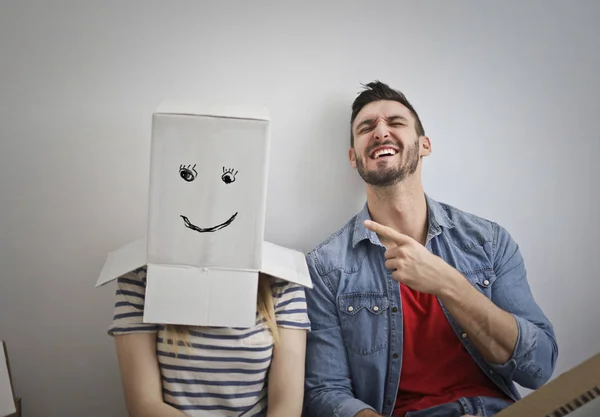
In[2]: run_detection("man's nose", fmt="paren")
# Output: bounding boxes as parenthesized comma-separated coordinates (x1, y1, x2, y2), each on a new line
(374, 122, 390, 140)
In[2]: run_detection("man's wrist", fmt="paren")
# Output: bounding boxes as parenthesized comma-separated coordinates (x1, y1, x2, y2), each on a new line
(438, 266, 471, 300)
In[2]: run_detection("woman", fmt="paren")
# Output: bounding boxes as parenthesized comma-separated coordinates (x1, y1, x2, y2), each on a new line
(108, 265, 310, 417)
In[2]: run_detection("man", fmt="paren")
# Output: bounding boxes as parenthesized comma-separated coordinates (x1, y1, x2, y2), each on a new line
(302, 81, 558, 417)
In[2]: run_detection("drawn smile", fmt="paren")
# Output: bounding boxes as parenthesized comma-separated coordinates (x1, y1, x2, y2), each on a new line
(180, 213, 238, 233)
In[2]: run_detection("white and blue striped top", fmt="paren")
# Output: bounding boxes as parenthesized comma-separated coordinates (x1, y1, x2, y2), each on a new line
(107, 266, 311, 417)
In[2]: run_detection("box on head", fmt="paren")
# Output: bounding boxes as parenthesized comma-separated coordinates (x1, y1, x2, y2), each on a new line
(95, 102, 312, 328)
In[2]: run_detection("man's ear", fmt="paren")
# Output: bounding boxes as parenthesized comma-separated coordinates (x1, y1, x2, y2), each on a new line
(349, 148, 357, 168)
(420, 136, 432, 157)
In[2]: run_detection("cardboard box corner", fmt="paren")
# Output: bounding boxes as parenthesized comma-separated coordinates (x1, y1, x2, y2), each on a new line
(1, 341, 19, 417)
(495, 352, 600, 417)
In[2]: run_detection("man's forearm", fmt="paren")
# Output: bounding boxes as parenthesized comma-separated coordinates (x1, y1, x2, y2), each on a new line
(438, 268, 518, 364)
(355, 409, 384, 417)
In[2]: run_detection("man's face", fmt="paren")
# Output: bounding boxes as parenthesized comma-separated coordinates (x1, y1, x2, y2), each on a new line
(349, 100, 429, 187)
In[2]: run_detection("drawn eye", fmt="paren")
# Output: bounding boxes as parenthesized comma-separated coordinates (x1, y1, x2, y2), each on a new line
(221, 167, 238, 184)
(179, 164, 197, 182)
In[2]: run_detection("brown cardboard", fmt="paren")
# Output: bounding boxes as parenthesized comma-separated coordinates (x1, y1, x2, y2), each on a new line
(496, 352, 600, 417)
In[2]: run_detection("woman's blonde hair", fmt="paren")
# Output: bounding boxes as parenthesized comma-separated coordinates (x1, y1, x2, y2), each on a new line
(165, 273, 279, 355)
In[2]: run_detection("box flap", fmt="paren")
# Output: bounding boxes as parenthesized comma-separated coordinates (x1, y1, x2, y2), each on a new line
(95, 238, 147, 287)
(155, 101, 270, 121)
(0, 342, 16, 417)
(143, 264, 259, 328)
(261, 241, 313, 289)
(496, 353, 600, 417)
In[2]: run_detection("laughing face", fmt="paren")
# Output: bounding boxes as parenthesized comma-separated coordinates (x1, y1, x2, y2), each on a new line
(349, 100, 429, 187)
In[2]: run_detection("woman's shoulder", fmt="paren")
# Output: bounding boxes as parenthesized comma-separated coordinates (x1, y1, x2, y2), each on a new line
(116, 265, 148, 285)
(267, 276, 307, 295)
(264, 277, 311, 330)
(108, 266, 156, 336)
(268, 277, 308, 308)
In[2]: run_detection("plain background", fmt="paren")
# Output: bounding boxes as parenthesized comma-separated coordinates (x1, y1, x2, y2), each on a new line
(1, 1, 599, 416)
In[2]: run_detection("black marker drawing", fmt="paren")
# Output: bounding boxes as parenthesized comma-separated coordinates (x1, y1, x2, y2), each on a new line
(179, 164, 198, 182)
(179, 165, 239, 233)
(180, 212, 238, 233)
(221, 167, 238, 184)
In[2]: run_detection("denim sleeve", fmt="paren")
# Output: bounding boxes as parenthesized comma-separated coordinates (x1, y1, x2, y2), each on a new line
(303, 252, 376, 417)
(487, 223, 559, 389)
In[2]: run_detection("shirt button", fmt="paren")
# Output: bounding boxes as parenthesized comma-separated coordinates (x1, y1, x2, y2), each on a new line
(483, 279, 490, 286)
(393, 353, 399, 358)
(373, 306, 379, 312)
(347, 306, 354, 312)
(461, 333, 468, 338)
(392, 307, 398, 312)
(386, 400, 392, 406)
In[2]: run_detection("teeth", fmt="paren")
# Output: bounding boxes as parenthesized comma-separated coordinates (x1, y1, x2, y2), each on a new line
(373, 148, 397, 158)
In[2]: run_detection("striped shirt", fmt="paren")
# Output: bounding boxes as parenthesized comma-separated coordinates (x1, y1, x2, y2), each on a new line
(107, 266, 311, 417)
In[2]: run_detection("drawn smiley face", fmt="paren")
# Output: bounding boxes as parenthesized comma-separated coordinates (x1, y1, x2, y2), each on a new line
(178, 164, 239, 233)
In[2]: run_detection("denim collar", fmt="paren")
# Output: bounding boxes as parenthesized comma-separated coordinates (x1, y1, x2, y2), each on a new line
(351, 193, 455, 247)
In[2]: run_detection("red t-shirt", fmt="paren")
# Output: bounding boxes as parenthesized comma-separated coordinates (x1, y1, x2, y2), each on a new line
(392, 284, 511, 417)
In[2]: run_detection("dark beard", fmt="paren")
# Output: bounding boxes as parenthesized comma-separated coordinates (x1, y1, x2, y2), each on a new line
(355, 138, 420, 187)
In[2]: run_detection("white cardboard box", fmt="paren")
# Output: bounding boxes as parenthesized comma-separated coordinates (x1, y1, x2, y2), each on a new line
(96, 103, 312, 328)
(0, 341, 16, 417)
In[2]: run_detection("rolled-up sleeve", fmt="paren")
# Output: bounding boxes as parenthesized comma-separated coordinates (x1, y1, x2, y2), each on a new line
(488, 223, 559, 389)
(303, 252, 375, 417)
(273, 280, 311, 330)
(107, 266, 158, 336)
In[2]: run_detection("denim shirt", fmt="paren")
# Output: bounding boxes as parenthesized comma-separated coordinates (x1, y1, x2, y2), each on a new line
(303, 195, 558, 417)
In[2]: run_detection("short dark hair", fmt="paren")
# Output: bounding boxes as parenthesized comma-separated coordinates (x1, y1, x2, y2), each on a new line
(350, 80, 425, 146)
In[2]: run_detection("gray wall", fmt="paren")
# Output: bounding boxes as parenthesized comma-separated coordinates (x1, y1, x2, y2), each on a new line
(1, 1, 599, 416)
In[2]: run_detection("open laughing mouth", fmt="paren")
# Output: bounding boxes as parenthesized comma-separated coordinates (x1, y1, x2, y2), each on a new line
(369, 145, 399, 160)
(180, 212, 238, 233)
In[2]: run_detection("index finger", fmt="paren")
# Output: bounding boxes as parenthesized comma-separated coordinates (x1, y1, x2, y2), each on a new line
(363, 220, 413, 245)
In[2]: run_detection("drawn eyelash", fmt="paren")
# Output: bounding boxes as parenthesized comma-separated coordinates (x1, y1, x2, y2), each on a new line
(221, 167, 238, 184)
(179, 164, 198, 182)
